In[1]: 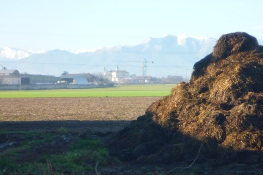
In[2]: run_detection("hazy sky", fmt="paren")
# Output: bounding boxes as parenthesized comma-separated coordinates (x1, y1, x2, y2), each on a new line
(0, 0, 262, 51)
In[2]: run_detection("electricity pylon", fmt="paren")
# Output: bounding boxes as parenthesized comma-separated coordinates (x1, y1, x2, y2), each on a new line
(140, 59, 147, 76)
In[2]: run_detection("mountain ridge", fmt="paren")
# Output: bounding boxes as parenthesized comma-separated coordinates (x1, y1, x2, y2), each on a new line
(1, 34, 262, 77)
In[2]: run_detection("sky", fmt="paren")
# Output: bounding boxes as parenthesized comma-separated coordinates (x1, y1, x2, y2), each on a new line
(0, 0, 263, 51)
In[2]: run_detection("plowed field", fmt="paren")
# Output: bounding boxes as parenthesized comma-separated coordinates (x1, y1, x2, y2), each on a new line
(0, 97, 160, 132)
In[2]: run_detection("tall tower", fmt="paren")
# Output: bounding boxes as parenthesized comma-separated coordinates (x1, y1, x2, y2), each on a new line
(140, 59, 147, 76)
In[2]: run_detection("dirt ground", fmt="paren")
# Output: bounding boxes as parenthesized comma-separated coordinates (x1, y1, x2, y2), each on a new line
(0, 97, 160, 132)
(1, 97, 262, 174)
(0, 97, 160, 121)
(1, 97, 177, 175)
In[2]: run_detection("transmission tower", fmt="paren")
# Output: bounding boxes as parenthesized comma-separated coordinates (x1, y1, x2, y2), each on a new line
(140, 59, 154, 76)
(140, 59, 147, 76)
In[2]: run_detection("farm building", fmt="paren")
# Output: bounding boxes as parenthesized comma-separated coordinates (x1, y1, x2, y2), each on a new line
(20, 74, 59, 85)
(0, 69, 21, 85)
(131, 76, 153, 83)
(67, 73, 96, 82)
(57, 74, 89, 84)
(103, 66, 130, 82)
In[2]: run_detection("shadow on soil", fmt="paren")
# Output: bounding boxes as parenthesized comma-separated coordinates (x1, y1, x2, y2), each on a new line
(1, 120, 263, 174)
(0, 120, 131, 133)
(0, 120, 132, 175)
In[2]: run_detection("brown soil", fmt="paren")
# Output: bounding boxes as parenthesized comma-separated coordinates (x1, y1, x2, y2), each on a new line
(0, 97, 168, 175)
(0, 97, 160, 121)
(0, 97, 160, 132)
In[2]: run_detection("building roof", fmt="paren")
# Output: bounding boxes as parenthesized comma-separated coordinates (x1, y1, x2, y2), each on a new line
(0, 69, 20, 76)
(60, 75, 88, 84)
(109, 70, 129, 73)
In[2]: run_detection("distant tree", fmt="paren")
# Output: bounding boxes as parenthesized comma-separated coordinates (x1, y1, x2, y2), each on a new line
(166, 75, 183, 83)
(61, 71, 69, 76)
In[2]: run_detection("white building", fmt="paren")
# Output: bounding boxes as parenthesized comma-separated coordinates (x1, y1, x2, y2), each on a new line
(103, 66, 130, 82)
(0, 69, 21, 85)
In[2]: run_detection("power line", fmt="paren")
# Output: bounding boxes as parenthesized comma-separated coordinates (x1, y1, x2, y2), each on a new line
(0, 60, 192, 68)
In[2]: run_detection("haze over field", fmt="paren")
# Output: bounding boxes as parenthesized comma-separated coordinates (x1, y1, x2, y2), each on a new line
(0, 35, 217, 78)
(0, 1, 263, 78)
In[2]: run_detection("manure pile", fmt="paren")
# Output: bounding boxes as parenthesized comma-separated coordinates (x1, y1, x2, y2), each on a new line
(109, 32, 263, 165)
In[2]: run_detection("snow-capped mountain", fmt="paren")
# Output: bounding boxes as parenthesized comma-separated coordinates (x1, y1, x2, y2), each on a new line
(0, 47, 46, 60)
(1, 34, 262, 77)
(76, 34, 216, 78)
(0, 47, 30, 60)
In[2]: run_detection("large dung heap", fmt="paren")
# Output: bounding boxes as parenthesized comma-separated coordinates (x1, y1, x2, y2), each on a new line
(109, 32, 263, 165)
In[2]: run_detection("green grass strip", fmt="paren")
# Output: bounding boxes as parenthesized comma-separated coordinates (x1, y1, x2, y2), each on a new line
(0, 84, 175, 98)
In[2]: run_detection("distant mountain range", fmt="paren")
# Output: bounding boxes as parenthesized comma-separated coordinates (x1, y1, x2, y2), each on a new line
(1, 35, 262, 78)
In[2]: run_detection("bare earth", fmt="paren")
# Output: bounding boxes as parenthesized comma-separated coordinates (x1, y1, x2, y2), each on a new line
(1, 97, 262, 174)
(0, 97, 161, 132)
